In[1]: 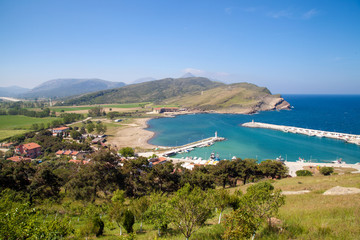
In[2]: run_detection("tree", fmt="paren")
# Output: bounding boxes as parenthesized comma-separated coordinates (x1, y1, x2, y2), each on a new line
(223, 209, 258, 240)
(86, 122, 95, 133)
(70, 130, 82, 140)
(88, 106, 104, 117)
(28, 167, 62, 200)
(236, 158, 258, 185)
(95, 123, 107, 134)
(181, 165, 215, 190)
(109, 189, 126, 236)
(210, 188, 231, 224)
(119, 147, 135, 158)
(296, 170, 313, 176)
(224, 182, 285, 239)
(131, 196, 149, 232)
(259, 160, 288, 179)
(144, 192, 171, 237)
(209, 160, 234, 188)
(90, 215, 104, 237)
(123, 209, 135, 234)
(320, 167, 334, 176)
(168, 184, 213, 240)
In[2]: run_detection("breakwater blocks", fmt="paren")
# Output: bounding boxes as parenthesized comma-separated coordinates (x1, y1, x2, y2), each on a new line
(242, 121, 360, 146)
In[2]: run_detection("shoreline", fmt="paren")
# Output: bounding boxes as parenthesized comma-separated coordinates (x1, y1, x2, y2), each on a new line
(107, 117, 159, 150)
(108, 107, 290, 152)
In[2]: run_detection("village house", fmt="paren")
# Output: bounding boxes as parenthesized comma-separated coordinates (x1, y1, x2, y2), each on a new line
(15, 142, 42, 159)
(0, 142, 15, 148)
(52, 126, 70, 135)
(56, 150, 88, 160)
(7, 156, 32, 162)
(149, 157, 168, 166)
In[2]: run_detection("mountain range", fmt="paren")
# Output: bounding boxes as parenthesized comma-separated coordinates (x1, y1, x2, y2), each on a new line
(60, 77, 290, 113)
(0, 78, 126, 99)
(0, 86, 30, 98)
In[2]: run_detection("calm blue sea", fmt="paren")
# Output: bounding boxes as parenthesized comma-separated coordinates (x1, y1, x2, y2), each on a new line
(147, 95, 360, 164)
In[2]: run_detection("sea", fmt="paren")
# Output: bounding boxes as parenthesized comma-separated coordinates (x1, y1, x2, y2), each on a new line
(147, 95, 360, 164)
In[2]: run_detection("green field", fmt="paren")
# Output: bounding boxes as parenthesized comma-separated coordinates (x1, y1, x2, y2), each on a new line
(50, 103, 150, 112)
(0, 115, 55, 141)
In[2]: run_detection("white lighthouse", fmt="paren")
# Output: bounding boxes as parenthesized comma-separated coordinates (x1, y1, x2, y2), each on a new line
(215, 131, 218, 138)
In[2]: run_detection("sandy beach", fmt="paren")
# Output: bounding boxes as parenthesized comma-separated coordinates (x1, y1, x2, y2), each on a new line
(107, 118, 158, 150)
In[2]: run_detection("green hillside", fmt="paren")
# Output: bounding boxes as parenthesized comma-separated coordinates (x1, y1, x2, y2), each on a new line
(164, 82, 275, 111)
(59, 77, 289, 113)
(61, 77, 223, 105)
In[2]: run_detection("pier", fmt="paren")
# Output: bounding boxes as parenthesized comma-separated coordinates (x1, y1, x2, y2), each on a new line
(242, 121, 360, 145)
(163, 132, 225, 157)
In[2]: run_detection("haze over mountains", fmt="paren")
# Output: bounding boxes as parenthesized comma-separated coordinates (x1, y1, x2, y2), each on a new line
(0, 86, 30, 97)
(0, 78, 126, 99)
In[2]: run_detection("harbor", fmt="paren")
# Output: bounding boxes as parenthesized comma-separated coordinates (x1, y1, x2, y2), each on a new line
(242, 121, 360, 145)
(162, 131, 225, 157)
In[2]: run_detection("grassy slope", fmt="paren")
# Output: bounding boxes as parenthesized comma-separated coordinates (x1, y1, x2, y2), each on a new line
(233, 174, 360, 240)
(165, 83, 273, 110)
(62, 77, 223, 105)
(0, 115, 54, 141)
(64, 174, 360, 239)
(50, 103, 149, 112)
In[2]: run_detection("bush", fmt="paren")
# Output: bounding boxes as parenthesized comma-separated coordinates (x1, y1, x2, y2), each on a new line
(320, 167, 334, 176)
(89, 215, 104, 237)
(296, 170, 313, 176)
(123, 209, 135, 233)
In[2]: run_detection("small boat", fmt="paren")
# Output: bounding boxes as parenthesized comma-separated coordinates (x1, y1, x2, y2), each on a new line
(276, 155, 285, 162)
(297, 157, 307, 163)
(332, 158, 346, 164)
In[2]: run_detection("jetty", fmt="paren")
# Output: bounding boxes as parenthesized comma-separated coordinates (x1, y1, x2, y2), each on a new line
(163, 132, 225, 157)
(242, 121, 360, 145)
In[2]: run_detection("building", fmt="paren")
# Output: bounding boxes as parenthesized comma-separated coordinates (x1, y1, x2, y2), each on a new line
(153, 107, 179, 114)
(149, 157, 168, 166)
(56, 150, 88, 160)
(52, 127, 70, 135)
(15, 142, 42, 158)
(7, 156, 32, 162)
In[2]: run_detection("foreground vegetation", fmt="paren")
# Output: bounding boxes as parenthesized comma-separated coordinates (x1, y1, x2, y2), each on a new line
(1, 138, 359, 239)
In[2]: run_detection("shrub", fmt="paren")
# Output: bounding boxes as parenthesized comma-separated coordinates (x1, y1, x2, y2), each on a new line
(89, 215, 104, 237)
(320, 167, 334, 176)
(123, 209, 135, 233)
(296, 170, 313, 176)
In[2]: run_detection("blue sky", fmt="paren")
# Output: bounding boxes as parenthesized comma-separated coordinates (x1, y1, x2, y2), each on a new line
(0, 0, 359, 94)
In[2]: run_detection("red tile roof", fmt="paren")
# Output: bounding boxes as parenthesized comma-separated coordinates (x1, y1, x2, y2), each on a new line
(53, 127, 69, 131)
(56, 150, 64, 155)
(71, 151, 79, 155)
(64, 150, 72, 155)
(22, 142, 41, 150)
(8, 156, 31, 162)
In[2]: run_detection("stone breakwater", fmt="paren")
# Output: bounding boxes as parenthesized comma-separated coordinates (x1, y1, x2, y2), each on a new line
(242, 121, 360, 146)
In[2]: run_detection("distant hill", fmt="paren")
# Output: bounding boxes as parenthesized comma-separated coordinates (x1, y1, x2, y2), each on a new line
(60, 77, 290, 113)
(21, 78, 126, 99)
(132, 77, 156, 84)
(180, 72, 196, 78)
(62, 77, 222, 105)
(0, 86, 30, 97)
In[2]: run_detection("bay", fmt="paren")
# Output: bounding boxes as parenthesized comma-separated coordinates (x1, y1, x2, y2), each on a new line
(147, 95, 360, 163)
